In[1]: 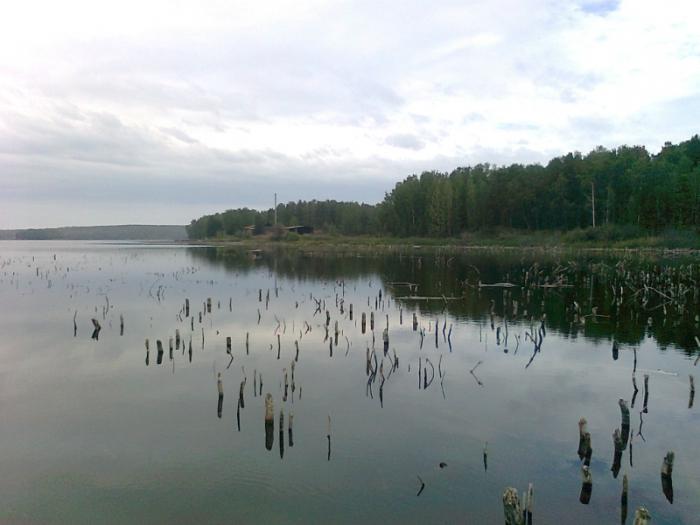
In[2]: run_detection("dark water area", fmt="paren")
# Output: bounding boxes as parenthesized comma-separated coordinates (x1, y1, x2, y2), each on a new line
(0, 241, 698, 524)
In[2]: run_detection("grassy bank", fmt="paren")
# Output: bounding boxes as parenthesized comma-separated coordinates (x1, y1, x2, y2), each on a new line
(186, 226, 700, 251)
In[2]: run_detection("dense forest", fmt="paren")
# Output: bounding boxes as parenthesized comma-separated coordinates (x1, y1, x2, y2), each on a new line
(187, 135, 700, 239)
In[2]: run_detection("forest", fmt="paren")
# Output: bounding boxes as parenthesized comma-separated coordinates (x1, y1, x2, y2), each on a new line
(186, 135, 700, 239)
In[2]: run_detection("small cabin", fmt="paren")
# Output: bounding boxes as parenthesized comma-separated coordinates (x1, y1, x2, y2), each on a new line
(285, 225, 314, 235)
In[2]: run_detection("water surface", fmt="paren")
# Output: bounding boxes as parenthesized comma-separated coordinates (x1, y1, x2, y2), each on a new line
(0, 241, 698, 524)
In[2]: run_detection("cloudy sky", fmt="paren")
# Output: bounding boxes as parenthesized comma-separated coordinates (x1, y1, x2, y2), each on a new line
(1, 0, 698, 228)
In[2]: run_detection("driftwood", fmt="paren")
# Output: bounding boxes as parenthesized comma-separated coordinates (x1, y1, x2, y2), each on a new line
(479, 281, 518, 288)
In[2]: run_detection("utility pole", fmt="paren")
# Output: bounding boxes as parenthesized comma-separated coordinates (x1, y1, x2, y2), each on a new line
(274, 193, 278, 225)
(591, 182, 596, 228)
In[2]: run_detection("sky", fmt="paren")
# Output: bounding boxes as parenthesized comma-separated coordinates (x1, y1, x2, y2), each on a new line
(0, 0, 699, 228)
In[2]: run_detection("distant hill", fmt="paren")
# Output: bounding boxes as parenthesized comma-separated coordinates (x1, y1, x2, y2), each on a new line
(0, 225, 188, 241)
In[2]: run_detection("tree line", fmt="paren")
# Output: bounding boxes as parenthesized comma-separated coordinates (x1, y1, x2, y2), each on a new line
(187, 135, 700, 239)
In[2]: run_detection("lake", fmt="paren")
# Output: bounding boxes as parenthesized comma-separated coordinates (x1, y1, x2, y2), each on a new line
(0, 241, 698, 524)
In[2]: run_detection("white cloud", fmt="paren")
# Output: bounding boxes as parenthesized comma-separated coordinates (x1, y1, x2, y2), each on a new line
(0, 0, 698, 227)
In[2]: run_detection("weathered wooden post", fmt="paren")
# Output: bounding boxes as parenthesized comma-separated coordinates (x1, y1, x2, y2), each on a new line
(226, 336, 232, 354)
(295, 340, 299, 362)
(246, 332, 250, 355)
(661, 451, 674, 503)
(145, 338, 150, 366)
(361, 312, 366, 334)
(206, 297, 211, 313)
(264, 394, 274, 451)
(119, 314, 124, 336)
(382, 327, 389, 355)
(370, 312, 374, 331)
(349, 303, 353, 321)
(413, 312, 418, 331)
(156, 340, 164, 365)
(169, 337, 174, 360)
(288, 412, 294, 447)
(175, 329, 181, 350)
(502, 487, 523, 525)
(185, 298, 189, 317)
(633, 507, 651, 524)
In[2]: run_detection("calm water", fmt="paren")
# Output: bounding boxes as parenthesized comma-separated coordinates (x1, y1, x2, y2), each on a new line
(0, 241, 698, 524)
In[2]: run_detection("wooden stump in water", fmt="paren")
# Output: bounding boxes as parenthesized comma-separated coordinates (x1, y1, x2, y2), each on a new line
(370, 312, 374, 331)
(413, 312, 418, 331)
(502, 487, 523, 525)
(185, 298, 189, 317)
(361, 312, 366, 334)
(633, 507, 651, 524)
(156, 340, 164, 365)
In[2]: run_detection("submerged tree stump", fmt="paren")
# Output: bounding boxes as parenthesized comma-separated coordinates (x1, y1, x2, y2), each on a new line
(633, 506, 651, 524)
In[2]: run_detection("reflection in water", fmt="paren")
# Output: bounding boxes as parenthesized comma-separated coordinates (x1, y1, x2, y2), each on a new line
(580, 465, 592, 504)
(643, 374, 650, 413)
(621, 474, 628, 525)
(661, 451, 675, 504)
(217, 373, 223, 419)
(619, 399, 630, 450)
(91, 318, 101, 340)
(611, 429, 623, 479)
(279, 410, 284, 459)
(578, 418, 592, 467)
(3, 244, 700, 523)
(690, 375, 695, 409)
(264, 394, 274, 451)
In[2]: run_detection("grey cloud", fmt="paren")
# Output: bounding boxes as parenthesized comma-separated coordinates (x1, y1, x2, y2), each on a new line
(385, 133, 425, 151)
